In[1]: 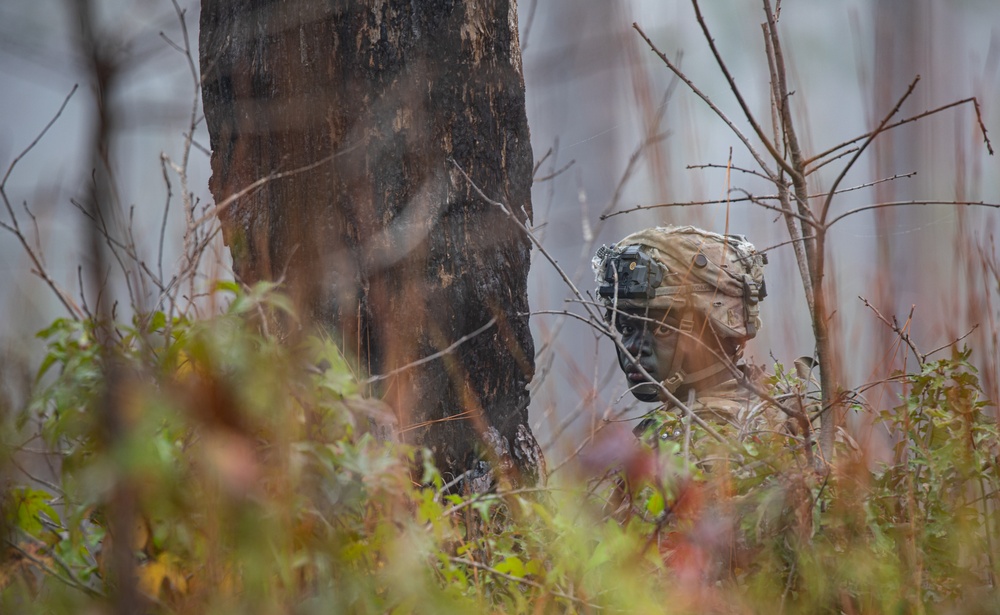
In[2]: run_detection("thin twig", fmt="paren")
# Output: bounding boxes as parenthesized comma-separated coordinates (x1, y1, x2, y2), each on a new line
(760, 0, 807, 188)
(687, 161, 771, 181)
(859, 296, 924, 365)
(690, 0, 794, 180)
(533, 158, 576, 183)
(631, 23, 778, 184)
(71, 195, 138, 307)
(924, 324, 979, 359)
(439, 486, 553, 516)
(193, 142, 364, 228)
(448, 557, 600, 608)
(731, 190, 820, 227)
(819, 76, 920, 226)
(365, 318, 497, 383)
(1, 85, 79, 188)
(158, 152, 172, 287)
(758, 234, 818, 255)
(602, 195, 771, 218)
(532, 147, 552, 178)
(806, 145, 859, 174)
(0, 87, 82, 318)
(21, 201, 45, 266)
(762, 17, 813, 315)
(600, 131, 671, 219)
(805, 96, 994, 166)
(450, 158, 588, 304)
(763, 0, 831, 468)
(5, 538, 103, 598)
(827, 200, 1000, 229)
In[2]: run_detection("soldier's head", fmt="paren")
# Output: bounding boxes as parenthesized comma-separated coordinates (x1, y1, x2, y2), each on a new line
(592, 226, 767, 402)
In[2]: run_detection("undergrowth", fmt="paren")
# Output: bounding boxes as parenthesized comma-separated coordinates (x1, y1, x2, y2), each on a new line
(2, 283, 998, 614)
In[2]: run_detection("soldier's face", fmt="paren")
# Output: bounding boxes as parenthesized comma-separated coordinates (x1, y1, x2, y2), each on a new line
(612, 307, 682, 402)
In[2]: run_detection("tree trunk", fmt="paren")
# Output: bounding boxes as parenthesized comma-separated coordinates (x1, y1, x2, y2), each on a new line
(199, 0, 543, 488)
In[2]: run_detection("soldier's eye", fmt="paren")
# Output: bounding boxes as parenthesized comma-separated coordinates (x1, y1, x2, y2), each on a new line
(654, 319, 678, 336)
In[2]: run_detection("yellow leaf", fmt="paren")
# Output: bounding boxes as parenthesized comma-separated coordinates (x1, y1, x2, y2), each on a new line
(160, 553, 189, 595)
(174, 350, 195, 380)
(138, 560, 167, 599)
(137, 553, 188, 599)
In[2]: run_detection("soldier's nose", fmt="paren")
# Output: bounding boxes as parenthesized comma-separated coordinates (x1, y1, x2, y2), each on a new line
(625, 332, 642, 354)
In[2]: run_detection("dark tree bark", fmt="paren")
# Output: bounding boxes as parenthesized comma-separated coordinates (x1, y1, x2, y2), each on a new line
(199, 0, 543, 487)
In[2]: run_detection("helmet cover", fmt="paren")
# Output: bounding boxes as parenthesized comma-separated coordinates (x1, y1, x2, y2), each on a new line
(593, 225, 767, 341)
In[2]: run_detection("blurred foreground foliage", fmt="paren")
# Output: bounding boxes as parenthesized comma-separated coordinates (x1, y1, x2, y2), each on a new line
(2, 283, 999, 614)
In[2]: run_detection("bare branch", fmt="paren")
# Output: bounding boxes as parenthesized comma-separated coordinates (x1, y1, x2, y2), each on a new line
(762, 0, 833, 468)
(533, 158, 576, 183)
(0, 201, 81, 319)
(366, 318, 498, 383)
(830, 171, 917, 195)
(1, 85, 78, 189)
(0, 85, 82, 318)
(158, 152, 172, 285)
(531, 146, 552, 178)
(193, 142, 364, 228)
(602, 195, 767, 218)
(599, 131, 670, 219)
(687, 161, 771, 182)
(158, 31, 186, 56)
(972, 98, 994, 155)
(450, 158, 589, 306)
(448, 557, 599, 608)
(189, 137, 211, 157)
(806, 145, 860, 174)
(731, 190, 820, 227)
(827, 200, 1000, 229)
(691, 0, 797, 180)
(22, 201, 44, 266)
(806, 96, 994, 167)
(859, 296, 925, 365)
(761, 15, 814, 314)
(602, 193, 818, 226)
(632, 23, 779, 183)
(5, 538, 103, 599)
(925, 324, 979, 359)
(760, 0, 807, 184)
(819, 75, 920, 226)
(757, 234, 818, 255)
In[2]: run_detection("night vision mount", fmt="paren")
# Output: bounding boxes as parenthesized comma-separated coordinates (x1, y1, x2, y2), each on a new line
(596, 245, 664, 300)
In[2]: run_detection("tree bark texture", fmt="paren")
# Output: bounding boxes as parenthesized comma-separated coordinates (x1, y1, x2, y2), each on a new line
(199, 0, 543, 487)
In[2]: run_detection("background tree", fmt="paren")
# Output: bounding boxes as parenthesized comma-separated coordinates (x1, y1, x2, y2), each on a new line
(198, 1, 544, 487)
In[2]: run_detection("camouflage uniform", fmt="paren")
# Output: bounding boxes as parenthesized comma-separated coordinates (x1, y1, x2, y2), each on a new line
(633, 360, 822, 469)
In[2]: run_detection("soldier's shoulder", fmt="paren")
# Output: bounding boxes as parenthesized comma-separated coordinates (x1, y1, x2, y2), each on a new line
(631, 380, 758, 442)
(692, 400, 748, 426)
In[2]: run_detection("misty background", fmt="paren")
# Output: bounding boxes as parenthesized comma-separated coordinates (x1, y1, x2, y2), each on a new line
(1, 0, 998, 467)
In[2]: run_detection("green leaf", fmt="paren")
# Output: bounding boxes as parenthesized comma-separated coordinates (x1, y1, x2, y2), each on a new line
(149, 310, 167, 332)
(214, 279, 240, 295)
(8, 487, 60, 538)
(418, 490, 443, 524)
(646, 490, 665, 517)
(494, 556, 525, 578)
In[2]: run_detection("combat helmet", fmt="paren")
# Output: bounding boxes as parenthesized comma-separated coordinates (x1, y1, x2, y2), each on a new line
(593, 225, 767, 346)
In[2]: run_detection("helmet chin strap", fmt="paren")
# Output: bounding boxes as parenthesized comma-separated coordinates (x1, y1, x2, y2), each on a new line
(660, 310, 731, 395)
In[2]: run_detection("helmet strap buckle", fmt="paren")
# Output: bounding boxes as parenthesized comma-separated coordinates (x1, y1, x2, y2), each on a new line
(663, 370, 686, 393)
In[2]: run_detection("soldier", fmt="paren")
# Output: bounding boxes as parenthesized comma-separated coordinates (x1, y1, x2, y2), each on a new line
(593, 225, 830, 582)
(592, 225, 819, 461)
